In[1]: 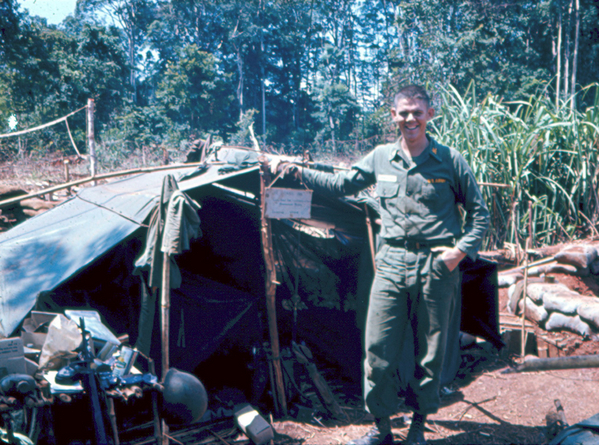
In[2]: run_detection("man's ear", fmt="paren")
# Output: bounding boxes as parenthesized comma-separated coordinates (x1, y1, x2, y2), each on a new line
(390, 107, 399, 122)
(427, 107, 435, 120)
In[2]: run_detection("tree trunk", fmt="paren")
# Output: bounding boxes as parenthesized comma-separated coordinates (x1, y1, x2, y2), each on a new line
(330, 115, 336, 153)
(236, 49, 244, 121)
(563, 0, 573, 99)
(129, 32, 137, 104)
(556, 0, 562, 107)
(570, 0, 580, 110)
(261, 32, 266, 143)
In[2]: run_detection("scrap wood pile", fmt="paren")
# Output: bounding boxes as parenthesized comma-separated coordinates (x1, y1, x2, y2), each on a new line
(493, 242, 599, 338)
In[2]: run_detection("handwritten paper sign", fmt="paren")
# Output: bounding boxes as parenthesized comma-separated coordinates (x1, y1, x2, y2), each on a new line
(265, 188, 312, 219)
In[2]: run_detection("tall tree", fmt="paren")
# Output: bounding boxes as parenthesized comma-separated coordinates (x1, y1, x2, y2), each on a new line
(156, 44, 234, 135)
(390, 0, 553, 100)
(78, 0, 156, 103)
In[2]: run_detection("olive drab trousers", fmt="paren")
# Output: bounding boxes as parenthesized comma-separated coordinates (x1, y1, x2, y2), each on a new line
(363, 244, 461, 418)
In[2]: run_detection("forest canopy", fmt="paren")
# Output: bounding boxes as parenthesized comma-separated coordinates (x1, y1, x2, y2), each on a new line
(0, 0, 598, 159)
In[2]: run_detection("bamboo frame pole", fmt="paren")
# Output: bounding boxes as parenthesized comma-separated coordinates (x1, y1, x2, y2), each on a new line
(516, 354, 599, 372)
(0, 161, 222, 208)
(498, 256, 556, 275)
(258, 159, 287, 417)
(161, 251, 171, 445)
(521, 201, 533, 358)
(521, 251, 529, 357)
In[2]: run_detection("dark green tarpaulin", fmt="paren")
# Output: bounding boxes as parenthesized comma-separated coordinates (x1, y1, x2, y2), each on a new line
(0, 149, 257, 338)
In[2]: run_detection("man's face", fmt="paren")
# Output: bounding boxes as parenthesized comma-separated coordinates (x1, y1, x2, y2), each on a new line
(391, 97, 435, 145)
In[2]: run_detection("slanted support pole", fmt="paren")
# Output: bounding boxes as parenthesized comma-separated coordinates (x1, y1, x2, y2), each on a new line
(259, 159, 287, 417)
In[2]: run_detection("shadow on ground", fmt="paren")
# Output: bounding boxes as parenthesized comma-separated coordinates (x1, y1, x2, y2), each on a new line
(428, 420, 547, 444)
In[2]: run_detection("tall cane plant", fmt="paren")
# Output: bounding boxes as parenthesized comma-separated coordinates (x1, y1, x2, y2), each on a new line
(430, 83, 599, 249)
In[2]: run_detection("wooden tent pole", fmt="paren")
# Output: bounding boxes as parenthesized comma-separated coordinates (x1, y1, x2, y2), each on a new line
(259, 159, 287, 417)
(161, 251, 171, 445)
(521, 201, 533, 357)
(161, 252, 171, 380)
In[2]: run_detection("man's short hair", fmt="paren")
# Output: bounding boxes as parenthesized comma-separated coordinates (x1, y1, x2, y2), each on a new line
(394, 85, 431, 108)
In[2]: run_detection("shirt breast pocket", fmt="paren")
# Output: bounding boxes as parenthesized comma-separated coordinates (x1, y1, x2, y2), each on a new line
(376, 181, 400, 199)
(421, 180, 453, 204)
(420, 182, 438, 201)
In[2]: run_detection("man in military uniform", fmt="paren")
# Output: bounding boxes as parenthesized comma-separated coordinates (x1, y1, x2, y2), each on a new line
(282, 85, 489, 444)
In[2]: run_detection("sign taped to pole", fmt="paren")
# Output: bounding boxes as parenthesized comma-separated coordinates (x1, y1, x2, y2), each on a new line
(265, 188, 312, 219)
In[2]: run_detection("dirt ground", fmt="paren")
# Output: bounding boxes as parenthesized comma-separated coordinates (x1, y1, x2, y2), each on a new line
(266, 272, 599, 445)
(273, 366, 599, 444)
(2, 158, 599, 445)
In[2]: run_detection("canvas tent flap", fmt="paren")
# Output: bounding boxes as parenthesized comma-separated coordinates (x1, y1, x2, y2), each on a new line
(161, 190, 202, 255)
(134, 175, 203, 288)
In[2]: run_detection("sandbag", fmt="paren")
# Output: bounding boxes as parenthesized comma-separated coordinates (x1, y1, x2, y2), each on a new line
(518, 297, 549, 324)
(578, 303, 599, 330)
(554, 245, 599, 270)
(528, 263, 578, 276)
(507, 280, 558, 314)
(545, 313, 593, 337)
(543, 292, 597, 315)
(498, 272, 522, 288)
(527, 282, 572, 304)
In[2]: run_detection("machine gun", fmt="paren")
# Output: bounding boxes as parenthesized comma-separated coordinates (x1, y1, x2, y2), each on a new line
(78, 317, 109, 445)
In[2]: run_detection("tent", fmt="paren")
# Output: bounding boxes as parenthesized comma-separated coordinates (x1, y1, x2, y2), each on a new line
(0, 145, 501, 408)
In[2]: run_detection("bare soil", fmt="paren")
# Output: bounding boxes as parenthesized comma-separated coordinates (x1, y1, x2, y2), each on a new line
(2, 158, 599, 445)
(273, 365, 599, 444)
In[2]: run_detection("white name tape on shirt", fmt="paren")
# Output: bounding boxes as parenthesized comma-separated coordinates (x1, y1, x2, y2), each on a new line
(377, 174, 397, 182)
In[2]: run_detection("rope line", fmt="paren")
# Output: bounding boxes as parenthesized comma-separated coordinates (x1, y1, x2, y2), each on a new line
(0, 105, 87, 139)
(64, 118, 82, 157)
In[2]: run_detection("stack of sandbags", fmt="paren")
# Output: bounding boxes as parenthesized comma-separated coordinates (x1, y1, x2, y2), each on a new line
(0, 186, 64, 232)
(507, 280, 599, 337)
(554, 244, 599, 276)
(498, 243, 599, 287)
(0, 186, 28, 232)
(19, 197, 62, 217)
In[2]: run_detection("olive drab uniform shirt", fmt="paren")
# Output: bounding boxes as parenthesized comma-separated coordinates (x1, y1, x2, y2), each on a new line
(300, 136, 489, 257)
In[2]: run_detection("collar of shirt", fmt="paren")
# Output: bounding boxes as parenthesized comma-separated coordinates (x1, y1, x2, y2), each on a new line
(389, 135, 442, 167)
